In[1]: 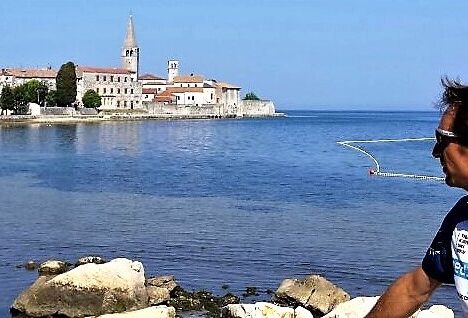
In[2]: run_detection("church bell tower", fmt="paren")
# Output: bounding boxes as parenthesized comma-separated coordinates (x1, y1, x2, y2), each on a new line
(121, 15, 139, 78)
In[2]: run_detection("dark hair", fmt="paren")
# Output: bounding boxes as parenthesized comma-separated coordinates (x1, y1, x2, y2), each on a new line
(439, 78, 468, 137)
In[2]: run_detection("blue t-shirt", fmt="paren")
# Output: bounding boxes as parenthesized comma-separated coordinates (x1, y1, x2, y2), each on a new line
(422, 196, 468, 316)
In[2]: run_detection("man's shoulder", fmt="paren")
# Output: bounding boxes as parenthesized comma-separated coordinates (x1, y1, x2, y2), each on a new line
(445, 195, 468, 222)
(451, 195, 468, 211)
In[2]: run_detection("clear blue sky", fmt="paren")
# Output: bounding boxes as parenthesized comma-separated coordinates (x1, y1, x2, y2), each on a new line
(1, 0, 468, 110)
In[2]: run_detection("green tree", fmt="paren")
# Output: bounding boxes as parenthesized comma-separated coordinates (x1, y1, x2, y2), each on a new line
(45, 90, 58, 107)
(0, 86, 15, 115)
(243, 92, 260, 101)
(55, 61, 77, 107)
(82, 89, 102, 108)
(13, 85, 29, 114)
(22, 80, 49, 106)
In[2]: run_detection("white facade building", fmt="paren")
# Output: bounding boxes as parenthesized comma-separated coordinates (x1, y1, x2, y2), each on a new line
(0, 68, 57, 91)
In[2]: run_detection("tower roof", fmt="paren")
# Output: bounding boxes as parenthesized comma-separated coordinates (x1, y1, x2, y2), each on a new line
(123, 15, 138, 47)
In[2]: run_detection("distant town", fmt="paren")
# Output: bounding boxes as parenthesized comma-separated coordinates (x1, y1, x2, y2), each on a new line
(0, 16, 277, 120)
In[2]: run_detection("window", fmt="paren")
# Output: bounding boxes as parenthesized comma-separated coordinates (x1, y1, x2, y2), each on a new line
(103, 88, 106, 94)
(195, 84, 197, 87)
(117, 101, 120, 107)
(131, 101, 134, 108)
(131, 89, 134, 94)
(158, 88, 161, 91)
(192, 96, 195, 101)
(211, 93, 213, 100)
(117, 88, 121, 94)
(96, 88, 99, 94)
(117, 77, 121, 82)
(96, 75, 99, 81)
(110, 76, 114, 82)
(103, 76, 107, 81)
(124, 88, 128, 94)
(124, 77, 128, 82)
(180, 84, 182, 87)
(145, 95, 148, 99)
(177, 96, 180, 100)
(188, 84, 190, 87)
(110, 88, 113, 94)
(124, 101, 127, 107)
(131, 78, 134, 82)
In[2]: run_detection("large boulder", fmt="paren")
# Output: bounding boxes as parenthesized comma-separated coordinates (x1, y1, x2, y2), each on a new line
(11, 258, 148, 317)
(91, 305, 176, 318)
(273, 275, 350, 316)
(222, 302, 314, 318)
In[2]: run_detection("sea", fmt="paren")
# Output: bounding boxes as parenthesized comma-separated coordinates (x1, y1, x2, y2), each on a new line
(0, 110, 465, 317)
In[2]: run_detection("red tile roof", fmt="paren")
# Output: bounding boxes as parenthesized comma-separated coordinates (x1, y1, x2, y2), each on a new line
(155, 90, 176, 102)
(5, 68, 57, 78)
(173, 75, 204, 83)
(166, 87, 204, 93)
(139, 74, 165, 80)
(143, 88, 158, 94)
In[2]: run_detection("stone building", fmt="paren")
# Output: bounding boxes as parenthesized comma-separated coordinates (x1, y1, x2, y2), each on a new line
(75, 15, 143, 110)
(0, 67, 57, 91)
(75, 66, 142, 109)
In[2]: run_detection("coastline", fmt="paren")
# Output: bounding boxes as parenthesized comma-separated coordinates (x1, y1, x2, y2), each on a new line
(0, 113, 286, 126)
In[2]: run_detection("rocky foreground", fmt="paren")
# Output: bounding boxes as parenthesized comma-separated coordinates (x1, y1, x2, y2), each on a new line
(11, 257, 454, 318)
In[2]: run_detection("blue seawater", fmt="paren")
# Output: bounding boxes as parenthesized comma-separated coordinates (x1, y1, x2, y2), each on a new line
(0, 111, 465, 316)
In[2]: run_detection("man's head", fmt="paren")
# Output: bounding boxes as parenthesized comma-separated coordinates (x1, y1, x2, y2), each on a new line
(433, 79, 468, 189)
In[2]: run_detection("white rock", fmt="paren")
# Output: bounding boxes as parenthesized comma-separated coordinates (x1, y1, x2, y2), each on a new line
(322, 296, 379, 318)
(222, 302, 294, 318)
(51, 258, 145, 291)
(223, 303, 256, 318)
(295, 306, 314, 318)
(417, 305, 454, 318)
(256, 302, 294, 318)
(417, 311, 439, 318)
(92, 305, 176, 317)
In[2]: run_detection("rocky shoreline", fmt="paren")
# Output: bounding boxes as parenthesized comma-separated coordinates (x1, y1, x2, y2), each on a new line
(11, 257, 454, 318)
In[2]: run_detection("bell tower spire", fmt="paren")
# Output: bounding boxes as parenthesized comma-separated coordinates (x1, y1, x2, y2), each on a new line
(121, 15, 139, 78)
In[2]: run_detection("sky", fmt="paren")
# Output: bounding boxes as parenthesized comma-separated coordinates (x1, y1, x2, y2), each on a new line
(1, 0, 468, 110)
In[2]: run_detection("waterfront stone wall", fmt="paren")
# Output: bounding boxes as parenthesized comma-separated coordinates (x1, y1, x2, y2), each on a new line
(144, 100, 276, 117)
(144, 103, 221, 116)
(240, 100, 276, 116)
(40, 107, 76, 116)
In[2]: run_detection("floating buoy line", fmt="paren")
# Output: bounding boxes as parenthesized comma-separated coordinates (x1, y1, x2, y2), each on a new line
(337, 137, 445, 181)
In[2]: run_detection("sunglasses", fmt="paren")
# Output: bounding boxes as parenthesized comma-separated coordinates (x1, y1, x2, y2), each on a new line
(435, 128, 468, 146)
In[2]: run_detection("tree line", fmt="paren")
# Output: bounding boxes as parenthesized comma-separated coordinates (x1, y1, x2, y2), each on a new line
(0, 61, 101, 115)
